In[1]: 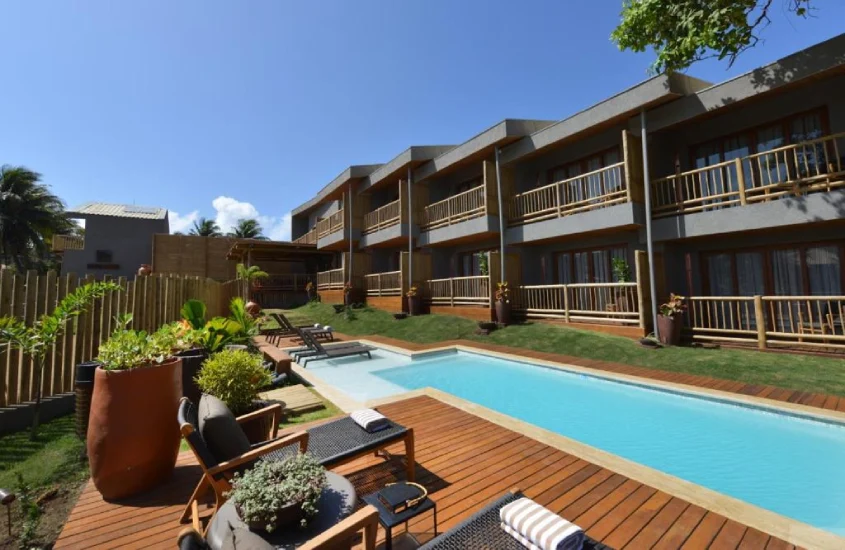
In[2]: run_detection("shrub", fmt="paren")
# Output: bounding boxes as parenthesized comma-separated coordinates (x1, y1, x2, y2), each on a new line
(195, 349, 272, 415)
(97, 327, 174, 371)
(227, 454, 327, 531)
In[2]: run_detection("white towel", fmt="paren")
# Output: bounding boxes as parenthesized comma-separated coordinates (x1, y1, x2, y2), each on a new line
(500, 498, 584, 550)
(350, 409, 389, 433)
(323, 325, 332, 332)
(314, 323, 321, 328)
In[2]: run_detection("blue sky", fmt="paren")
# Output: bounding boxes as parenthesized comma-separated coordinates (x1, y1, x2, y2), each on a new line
(2, 1, 843, 238)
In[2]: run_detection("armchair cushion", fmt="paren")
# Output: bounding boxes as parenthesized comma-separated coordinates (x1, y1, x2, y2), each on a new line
(198, 394, 252, 463)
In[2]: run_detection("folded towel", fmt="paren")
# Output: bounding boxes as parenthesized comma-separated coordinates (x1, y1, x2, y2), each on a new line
(350, 409, 390, 433)
(323, 325, 332, 332)
(314, 323, 321, 328)
(500, 498, 584, 550)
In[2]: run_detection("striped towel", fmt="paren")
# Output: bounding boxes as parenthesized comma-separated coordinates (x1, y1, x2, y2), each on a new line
(500, 497, 584, 550)
(350, 409, 390, 433)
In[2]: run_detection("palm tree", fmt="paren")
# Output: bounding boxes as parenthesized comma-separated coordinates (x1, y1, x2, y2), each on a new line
(228, 218, 267, 240)
(0, 165, 72, 271)
(236, 263, 269, 284)
(189, 217, 221, 237)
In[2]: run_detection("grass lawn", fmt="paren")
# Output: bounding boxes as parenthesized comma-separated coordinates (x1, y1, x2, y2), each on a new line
(0, 415, 89, 549)
(274, 302, 845, 397)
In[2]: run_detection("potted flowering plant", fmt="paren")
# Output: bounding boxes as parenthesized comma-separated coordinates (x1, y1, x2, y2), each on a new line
(657, 293, 687, 346)
(494, 281, 512, 325)
(305, 281, 317, 301)
(406, 285, 421, 316)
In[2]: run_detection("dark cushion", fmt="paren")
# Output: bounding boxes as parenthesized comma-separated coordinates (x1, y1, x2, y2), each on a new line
(221, 528, 275, 550)
(198, 394, 252, 463)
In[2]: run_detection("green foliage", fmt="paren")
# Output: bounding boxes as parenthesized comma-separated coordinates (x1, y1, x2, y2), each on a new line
(195, 349, 272, 415)
(181, 299, 207, 330)
(14, 472, 42, 550)
(229, 219, 267, 240)
(199, 317, 244, 353)
(611, 0, 813, 73)
(227, 455, 327, 531)
(97, 327, 174, 371)
(611, 258, 632, 283)
(229, 297, 259, 339)
(189, 217, 222, 237)
(478, 252, 489, 276)
(236, 263, 269, 283)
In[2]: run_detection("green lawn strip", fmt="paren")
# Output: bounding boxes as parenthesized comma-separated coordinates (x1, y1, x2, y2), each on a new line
(272, 302, 845, 398)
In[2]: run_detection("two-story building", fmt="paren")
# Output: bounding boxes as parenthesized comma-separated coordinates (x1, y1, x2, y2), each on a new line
(291, 33, 845, 348)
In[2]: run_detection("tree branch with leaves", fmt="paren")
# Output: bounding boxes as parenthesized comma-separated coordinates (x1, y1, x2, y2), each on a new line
(611, 0, 814, 74)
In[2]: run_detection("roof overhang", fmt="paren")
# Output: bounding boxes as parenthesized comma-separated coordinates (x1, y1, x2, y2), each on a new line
(646, 33, 845, 133)
(499, 73, 710, 164)
(413, 119, 556, 182)
(226, 240, 335, 262)
(359, 145, 456, 193)
(291, 164, 382, 216)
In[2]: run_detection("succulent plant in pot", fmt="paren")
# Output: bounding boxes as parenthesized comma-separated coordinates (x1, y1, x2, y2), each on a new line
(657, 293, 687, 346)
(195, 348, 273, 442)
(89, 323, 183, 499)
(227, 454, 327, 531)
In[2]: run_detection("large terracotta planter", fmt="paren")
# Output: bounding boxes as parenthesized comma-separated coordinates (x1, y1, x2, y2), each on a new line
(407, 296, 421, 316)
(657, 313, 683, 346)
(495, 301, 512, 325)
(87, 358, 183, 500)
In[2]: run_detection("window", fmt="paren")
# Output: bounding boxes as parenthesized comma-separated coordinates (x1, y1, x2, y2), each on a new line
(95, 250, 113, 263)
(457, 251, 490, 277)
(553, 245, 630, 284)
(702, 242, 843, 296)
(455, 176, 482, 195)
(548, 147, 623, 204)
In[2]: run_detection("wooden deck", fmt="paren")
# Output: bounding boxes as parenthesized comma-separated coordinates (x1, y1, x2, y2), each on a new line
(259, 384, 325, 415)
(54, 396, 800, 549)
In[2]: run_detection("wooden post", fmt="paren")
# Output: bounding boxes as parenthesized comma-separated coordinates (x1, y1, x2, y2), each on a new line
(754, 295, 767, 349)
(449, 279, 454, 307)
(735, 158, 747, 206)
(563, 285, 571, 323)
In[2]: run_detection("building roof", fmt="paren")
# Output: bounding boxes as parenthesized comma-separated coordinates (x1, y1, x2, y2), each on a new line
(291, 164, 382, 216)
(359, 145, 456, 193)
(413, 119, 556, 182)
(499, 73, 711, 164)
(67, 202, 168, 220)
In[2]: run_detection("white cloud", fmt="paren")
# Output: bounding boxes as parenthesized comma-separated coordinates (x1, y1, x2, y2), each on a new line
(168, 210, 199, 234)
(211, 196, 291, 241)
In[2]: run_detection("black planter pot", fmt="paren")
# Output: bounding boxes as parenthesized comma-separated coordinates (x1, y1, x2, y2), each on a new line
(75, 361, 100, 440)
(177, 348, 209, 405)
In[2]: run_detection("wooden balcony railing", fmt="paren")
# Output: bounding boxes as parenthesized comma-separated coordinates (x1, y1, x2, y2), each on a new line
(316, 210, 345, 239)
(316, 268, 345, 290)
(364, 271, 402, 296)
(52, 234, 84, 252)
(293, 228, 317, 245)
(652, 132, 845, 218)
(686, 295, 845, 351)
(513, 283, 639, 325)
(258, 274, 311, 291)
(362, 200, 401, 235)
(421, 185, 486, 231)
(508, 162, 627, 226)
(425, 275, 490, 306)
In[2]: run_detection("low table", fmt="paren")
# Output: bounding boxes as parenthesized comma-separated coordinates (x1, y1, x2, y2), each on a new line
(206, 471, 357, 549)
(362, 486, 437, 550)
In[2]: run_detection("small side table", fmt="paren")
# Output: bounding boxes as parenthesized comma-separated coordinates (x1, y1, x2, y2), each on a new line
(362, 488, 437, 550)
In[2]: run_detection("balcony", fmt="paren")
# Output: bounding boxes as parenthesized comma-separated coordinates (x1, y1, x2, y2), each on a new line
(513, 282, 640, 326)
(316, 210, 345, 239)
(316, 267, 345, 290)
(52, 234, 84, 252)
(508, 162, 627, 225)
(362, 200, 401, 235)
(425, 275, 490, 306)
(293, 228, 317, 245)
(651, 132, 845, 219)
(363, 270, 402, 296)
(421, 185, 486, 230)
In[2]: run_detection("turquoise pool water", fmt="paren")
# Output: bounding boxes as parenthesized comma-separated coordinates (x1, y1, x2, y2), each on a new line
(306, 348, 845, 535)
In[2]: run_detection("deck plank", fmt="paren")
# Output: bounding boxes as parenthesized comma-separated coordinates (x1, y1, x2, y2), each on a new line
(54, 396, 801, 549)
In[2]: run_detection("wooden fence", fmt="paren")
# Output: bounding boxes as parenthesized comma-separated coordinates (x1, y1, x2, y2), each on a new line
(425, 276, 491, 306)
(421, 185, 486, 230)
(316, 268, 345, 290)
(513, 283, 640, 325)
(686, 295, 845, 351)
(362, 200, 401, 235)
(0, 270, 241, 408)
(364, 271, 402, 296)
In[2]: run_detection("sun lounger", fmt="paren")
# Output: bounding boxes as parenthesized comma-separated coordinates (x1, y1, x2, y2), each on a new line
(298, 329, 373, 366)
(267, 313, 334, 344)
(288, 340, 365, 362)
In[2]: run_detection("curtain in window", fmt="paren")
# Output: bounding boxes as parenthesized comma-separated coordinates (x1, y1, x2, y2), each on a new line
(735, 252, 765, 330)
(706, 254, 734, 296)
(563, 164, 584, 204)
(791, 113, 826, 178)
(592, 250, 610, 283)
(771, 249, 803, 295)
(693, 143, 723, 205)
(755, 124, 787, 187)
(806, 246, 841, 295)
(556, 253, 572, 284)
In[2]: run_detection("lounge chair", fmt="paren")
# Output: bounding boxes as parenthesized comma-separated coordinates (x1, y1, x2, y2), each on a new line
(268, 312, 334, 343)
(298, 329, 374, 366)
(289, 340, 366, 362)
(176, 502, 380, 549)
(419, 489, 611, 549)
(178, 396, 415, 525)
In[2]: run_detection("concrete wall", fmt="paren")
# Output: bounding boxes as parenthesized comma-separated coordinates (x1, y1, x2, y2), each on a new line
(650, 74, 845, 176)
(62, 216, 168, 279)
(367, 184, 400, 210)
(308, 199, 343, 228)
(506, 203, 644, 245)
(417, 216, 500, 248)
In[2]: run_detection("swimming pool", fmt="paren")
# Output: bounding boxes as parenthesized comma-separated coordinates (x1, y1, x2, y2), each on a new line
(303, 347, 845, 535)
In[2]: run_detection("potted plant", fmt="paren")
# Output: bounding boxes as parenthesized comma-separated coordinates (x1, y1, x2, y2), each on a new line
(406, 285, 421, 316)
(343, 281, 353, 306)
(137, 264, 152, 276)
(657, 293, 687, 346)
(88, 323, 183, 499)
(227, 454, 327, 531)
(195, 348, 273, 443)
(609, 258, 632, 313)
(0, 281, 119, 440)
(305, 281, 317, 302)
(494, 281, 512, 325)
